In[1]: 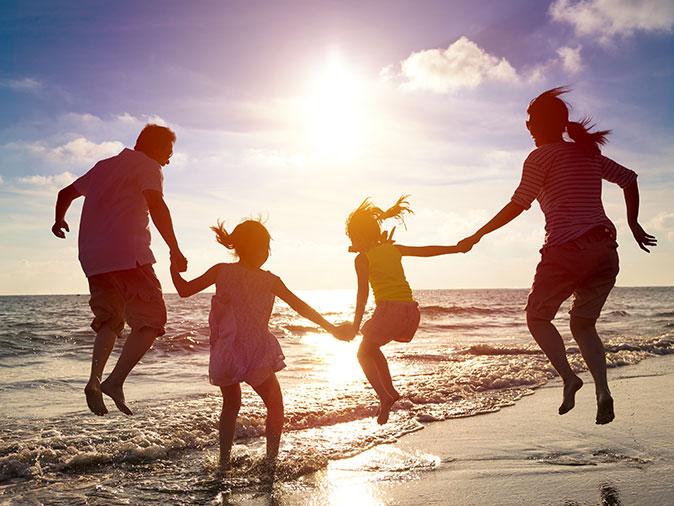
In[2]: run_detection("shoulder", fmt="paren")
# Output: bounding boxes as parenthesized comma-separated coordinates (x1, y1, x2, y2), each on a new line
(524, 143, 571, 169)
(355, 252, 369, 267)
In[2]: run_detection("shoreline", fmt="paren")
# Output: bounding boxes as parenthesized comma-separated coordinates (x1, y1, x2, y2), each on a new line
(248, 353, 674, 505)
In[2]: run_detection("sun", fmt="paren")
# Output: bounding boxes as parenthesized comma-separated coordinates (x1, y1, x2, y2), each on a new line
(303, 56, 368, 160)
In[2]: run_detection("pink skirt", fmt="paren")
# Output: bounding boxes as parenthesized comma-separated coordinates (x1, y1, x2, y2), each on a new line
(361, 300, 420, 346)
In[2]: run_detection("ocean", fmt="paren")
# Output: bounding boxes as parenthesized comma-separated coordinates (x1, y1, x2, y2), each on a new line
(1, 287, 673, 504)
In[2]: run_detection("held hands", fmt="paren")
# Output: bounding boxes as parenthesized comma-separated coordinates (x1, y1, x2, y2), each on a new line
(456, 234, 481, 253)
(629, 222, 657, 253)
(51, 220, 70, 239)
(170, 249, 188, 272)
(331, 323, 356, 342)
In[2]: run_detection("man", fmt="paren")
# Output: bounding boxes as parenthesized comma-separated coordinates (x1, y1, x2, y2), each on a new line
(52, 124, 188, 416)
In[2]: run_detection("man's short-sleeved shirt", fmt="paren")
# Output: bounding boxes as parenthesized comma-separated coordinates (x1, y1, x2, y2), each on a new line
(510, 142, 637, 247)
(73, 148, 164, 277)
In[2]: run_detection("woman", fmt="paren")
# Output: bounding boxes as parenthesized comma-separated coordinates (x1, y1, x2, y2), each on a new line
(458, 87, 656, 424)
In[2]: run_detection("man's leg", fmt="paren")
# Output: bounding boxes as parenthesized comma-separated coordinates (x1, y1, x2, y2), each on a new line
(101, 326, 158, 415)
(84, 324, 118, 416)
(527, 314, 583, 415)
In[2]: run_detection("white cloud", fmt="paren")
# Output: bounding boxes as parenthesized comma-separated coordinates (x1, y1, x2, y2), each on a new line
(0, 77, 43, 93)
(647, 212, 674, 241)
(556, 45, 584, 73)
(16, 171, 77, 187)
(391, 36, 520, 93)
(550, 0, 674, 44)
(27, 137, 124, 165)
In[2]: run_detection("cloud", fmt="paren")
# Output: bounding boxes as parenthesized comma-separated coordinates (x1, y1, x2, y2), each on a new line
(390, 36, 519, 93)
(556, 45, 584, 73)
(648, 212, 674, 241)
(25, 137, 124, 165)
(16, 171, 77, 187)
(550, 0, 674, 44)
(0, 77, 43, 93)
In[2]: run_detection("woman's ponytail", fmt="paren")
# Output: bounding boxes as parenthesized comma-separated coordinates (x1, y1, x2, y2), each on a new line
(210, 220, 235, 249)
(566, 117, 611, 155)
(378, 195, 413, 224)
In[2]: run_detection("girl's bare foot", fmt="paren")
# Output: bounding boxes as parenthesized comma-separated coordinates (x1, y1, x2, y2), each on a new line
(84, 380, 108, 416)
(100, 378, 133, 415)
(377, 392, 401, 425)
(559, 375, 583, 415)
(595, 394, 615, 425)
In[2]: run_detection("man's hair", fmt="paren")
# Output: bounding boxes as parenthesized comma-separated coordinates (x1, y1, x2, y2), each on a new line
(134, 124, 176, 153)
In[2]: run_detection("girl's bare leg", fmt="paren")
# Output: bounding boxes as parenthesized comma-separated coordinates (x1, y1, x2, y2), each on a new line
(357, 340, 400, 424)
(252, 373, 284, 464)
(219, 383, 242, 469)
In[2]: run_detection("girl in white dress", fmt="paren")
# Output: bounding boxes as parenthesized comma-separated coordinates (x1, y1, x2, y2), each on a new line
(171, 219, 351, 470)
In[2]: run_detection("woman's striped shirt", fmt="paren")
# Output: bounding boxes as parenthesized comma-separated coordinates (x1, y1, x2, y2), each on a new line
(511, 142, 637, 247)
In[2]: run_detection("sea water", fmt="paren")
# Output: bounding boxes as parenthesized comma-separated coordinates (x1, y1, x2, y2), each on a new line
(1, 287, 673, 504)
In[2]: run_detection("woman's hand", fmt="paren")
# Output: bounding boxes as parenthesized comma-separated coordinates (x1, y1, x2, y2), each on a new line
(629, 222, 657, 252)
(332, 323, 356, 342)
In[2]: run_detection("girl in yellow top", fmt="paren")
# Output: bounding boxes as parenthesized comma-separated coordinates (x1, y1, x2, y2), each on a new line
(346, 196, 467, 424)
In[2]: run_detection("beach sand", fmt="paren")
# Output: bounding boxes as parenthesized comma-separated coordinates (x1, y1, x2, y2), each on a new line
(228, 354, 674, 505)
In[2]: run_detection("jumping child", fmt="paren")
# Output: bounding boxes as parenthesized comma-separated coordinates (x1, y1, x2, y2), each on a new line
(345, 196, 467, 424)
(171, 219, 351, 470)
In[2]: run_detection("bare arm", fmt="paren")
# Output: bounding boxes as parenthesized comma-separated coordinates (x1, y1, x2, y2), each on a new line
(170, 263, 223, 297)
(458, 201, 526, 250)
(396, 244, 466, 257)
(143, 189, 187, 271)
(353, 253, 369, 330)
(623, 180, 657, 252)
(51, 184, 82, 238)
(273, 279, 338, 334)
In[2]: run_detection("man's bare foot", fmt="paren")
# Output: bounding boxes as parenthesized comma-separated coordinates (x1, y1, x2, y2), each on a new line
(559, 375, 583, 415)
(596, 394, 615, 425)
(101, 378, 133, 415)
(84, 380, 108, 416)
(377, 392, 401, 425)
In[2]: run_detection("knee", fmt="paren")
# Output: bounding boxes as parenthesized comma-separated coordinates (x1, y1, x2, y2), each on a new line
(569, 315, 596, 334)
(357, 342, 374, 363)
(526, 312, 551, 332)
(222, 394, 241, 415)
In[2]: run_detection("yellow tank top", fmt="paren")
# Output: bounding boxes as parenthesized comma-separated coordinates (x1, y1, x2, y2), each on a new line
(366, 243, 414, 303)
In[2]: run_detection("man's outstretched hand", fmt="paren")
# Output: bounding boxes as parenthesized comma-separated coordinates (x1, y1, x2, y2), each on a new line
(332, 323, 356, 342)
(51, 220, 70, 239)
(630, 223, 657, 253)
(170, 250, 188, 272)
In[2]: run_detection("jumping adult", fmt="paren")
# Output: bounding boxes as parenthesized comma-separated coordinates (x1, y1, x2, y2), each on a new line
(458, 87, 656, 424)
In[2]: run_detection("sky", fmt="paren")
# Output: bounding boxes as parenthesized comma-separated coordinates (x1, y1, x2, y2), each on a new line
(1, 0, 673, 295)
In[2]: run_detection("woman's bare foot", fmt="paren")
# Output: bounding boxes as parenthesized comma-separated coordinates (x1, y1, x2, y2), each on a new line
(595, 394, 615, 425)
(84, 380, 108, 416)
(559, 375, 583, 415)
(101, 378, 133, 415)
(377, 392, 401, 425)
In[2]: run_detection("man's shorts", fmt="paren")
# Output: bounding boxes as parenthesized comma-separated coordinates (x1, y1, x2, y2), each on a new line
(526, 226, 619, 322)
(87, 264, 167, 336)
(361, 300, 420, 346)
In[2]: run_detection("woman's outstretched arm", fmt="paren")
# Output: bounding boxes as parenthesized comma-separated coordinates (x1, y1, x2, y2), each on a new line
(623, 180, 657, 252)
(458, 201, 526, 250)
(171, 263, 223, 297)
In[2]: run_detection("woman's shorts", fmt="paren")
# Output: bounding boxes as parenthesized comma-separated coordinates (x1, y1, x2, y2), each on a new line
(526, 227, 619, 322)
(361, 300, 420, 346)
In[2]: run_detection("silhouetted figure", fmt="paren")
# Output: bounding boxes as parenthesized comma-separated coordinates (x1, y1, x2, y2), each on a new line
(170, 219, 352, 472)
(344, 196, 469, 424)
(51, 124, 188, 416)
(458, 87, 656, 424)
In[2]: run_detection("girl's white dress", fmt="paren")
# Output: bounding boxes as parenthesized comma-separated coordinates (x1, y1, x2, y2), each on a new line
(208, 263, 286, 387)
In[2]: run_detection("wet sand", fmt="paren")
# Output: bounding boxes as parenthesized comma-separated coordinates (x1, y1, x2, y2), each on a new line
(243, 354, 674, 505)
